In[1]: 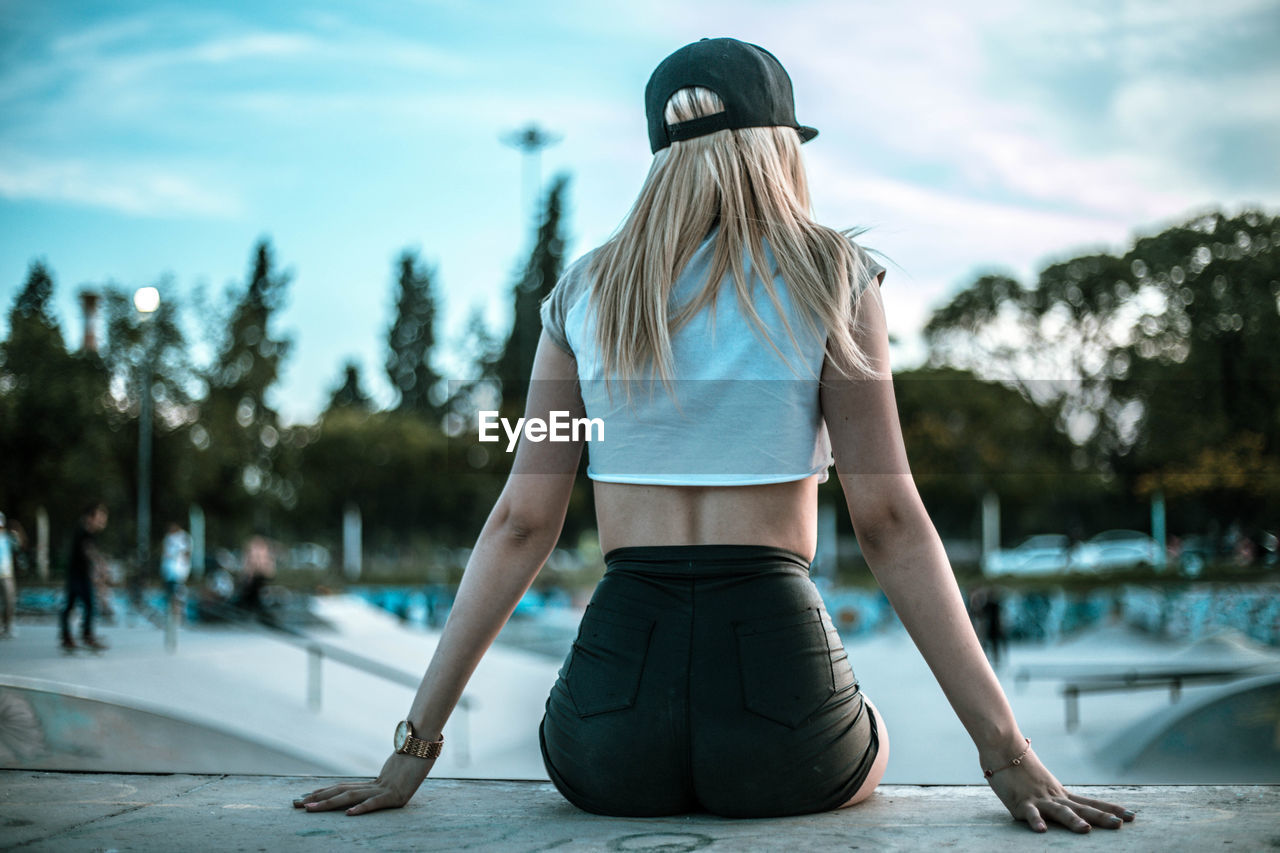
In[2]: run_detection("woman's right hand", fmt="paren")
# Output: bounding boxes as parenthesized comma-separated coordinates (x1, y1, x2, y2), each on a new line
(293, 751, 435, 816)
(982, 745, 1137, 833)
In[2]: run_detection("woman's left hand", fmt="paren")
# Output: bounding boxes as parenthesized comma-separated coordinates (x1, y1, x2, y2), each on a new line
(983, 746, 1136, 833)
(293, 752, 434, 816)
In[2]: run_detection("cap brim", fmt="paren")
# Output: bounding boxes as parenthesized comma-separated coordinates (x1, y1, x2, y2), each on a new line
(798, 125, 819, 144)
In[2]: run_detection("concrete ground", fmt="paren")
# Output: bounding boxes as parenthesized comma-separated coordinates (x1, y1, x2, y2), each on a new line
(2, 772, 1276, 852)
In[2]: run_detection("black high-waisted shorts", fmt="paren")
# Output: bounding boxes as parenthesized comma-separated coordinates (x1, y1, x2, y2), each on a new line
(539, 544, 879, 818)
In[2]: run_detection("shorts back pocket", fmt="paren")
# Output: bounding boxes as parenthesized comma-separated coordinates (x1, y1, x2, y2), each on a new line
(563, 603, 655, 717)
(734, 607, 837, 729)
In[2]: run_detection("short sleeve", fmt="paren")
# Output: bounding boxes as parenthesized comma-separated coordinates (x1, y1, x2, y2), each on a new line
(851, 241, 886, 298)
(539, 252, 595, 355)
(539, 287, 571, 355)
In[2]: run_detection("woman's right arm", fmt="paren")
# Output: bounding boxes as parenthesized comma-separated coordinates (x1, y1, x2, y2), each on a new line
(819, 288, 1135, 834)
(296, 331, 587, 816)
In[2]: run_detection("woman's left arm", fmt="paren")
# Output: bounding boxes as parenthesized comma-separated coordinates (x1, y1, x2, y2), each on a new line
(822, 288, 1137, 834)
(296, 332, 586, 816)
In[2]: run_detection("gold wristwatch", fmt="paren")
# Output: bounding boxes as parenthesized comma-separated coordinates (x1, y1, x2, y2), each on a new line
(394, 720, 444, 759)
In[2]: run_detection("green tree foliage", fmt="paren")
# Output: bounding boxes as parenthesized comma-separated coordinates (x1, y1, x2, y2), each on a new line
(1110, 211, 1280, 485)
(99, 283, 194, 421)
(290, 408, 497, 552)
(194, 238, 294, 540)
(10, 260, 57, 326)
(386, 250, 443, 420)
(923, 206, 1280, 527)
(442, 309, 504, 439)
(444, 175, 572, 487)
(495, 174, 569, 386)
(327, 360, 373, 413)
(889, 365, 1113, 542)
(0, 262, 117, 547)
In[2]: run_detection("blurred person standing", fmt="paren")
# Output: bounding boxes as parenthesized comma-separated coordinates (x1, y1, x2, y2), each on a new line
(236, 534, 275, 614)
(968, 585, 1008, 668)
(982, 586, 1008, 669)
(160, 520, 192, 625)
(60, 502, 109, 652)
(0, 512, 19, 638)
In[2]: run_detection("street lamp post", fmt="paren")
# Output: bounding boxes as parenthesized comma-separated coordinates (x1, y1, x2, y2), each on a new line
(133, 287, 160, 629)
(501, 123, 561, 225)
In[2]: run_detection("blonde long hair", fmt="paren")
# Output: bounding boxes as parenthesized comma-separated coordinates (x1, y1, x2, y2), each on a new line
(586, 86, 880, 386)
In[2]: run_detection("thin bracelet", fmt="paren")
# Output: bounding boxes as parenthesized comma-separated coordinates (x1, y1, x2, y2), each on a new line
(982, 737, 1031, 779)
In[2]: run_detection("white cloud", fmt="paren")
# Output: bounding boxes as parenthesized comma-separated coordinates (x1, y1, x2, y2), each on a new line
(64, 30, 466, 91)
(0, 154, 242, 218)
(47, 14, 157, 55)
(0, 14, 479, 215)
(946, 126, 1204, 220)
(794, 6, 1217, 218)
(817, 169, 1138, 267)
(1111, 68, 1280, 137)
(992, 0, 1278, 70)
(1, 17, 472, 110)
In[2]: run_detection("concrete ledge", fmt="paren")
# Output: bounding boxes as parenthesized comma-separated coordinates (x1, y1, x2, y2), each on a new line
(2, 772, 1277, 851)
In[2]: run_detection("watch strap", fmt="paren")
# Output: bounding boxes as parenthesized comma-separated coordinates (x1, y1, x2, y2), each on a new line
(401, 732, 444, 760)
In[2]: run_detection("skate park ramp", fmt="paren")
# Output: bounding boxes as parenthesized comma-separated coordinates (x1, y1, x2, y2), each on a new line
(0, 677, 338, 775)
(1099, 672, 1280, 783)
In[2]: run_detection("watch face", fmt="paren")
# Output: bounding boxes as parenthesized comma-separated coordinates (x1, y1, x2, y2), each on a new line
(394, 720, 409, 750)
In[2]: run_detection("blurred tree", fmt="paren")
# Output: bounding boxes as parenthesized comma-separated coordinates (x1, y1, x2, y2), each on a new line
(327, 360, 374, 413)
(99, 283, 194, 422)
(194, 238, 294, 541)
(1113, 210, 1280, 530)
(890, 365, 1110, 544)
(461, 306, 503, 379)
(290, 408, 491, 555)
(97, 282, 199, 560)
(495, 173, 569, 386)
(386, 250, 443, 420)
(923, 207, 1280, 528)
(10, 260, 57, 326)
(0, 261, 119, 556)
(1110, 211, 1280, 477)
(442, 307, 503, 435)
(442, 175, 571, 484)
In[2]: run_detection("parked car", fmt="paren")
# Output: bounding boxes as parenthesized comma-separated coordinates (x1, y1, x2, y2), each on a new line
(289, 542, 332, 571)
(982, 534, 1072, 576)
(1070, 529, 1162, 573)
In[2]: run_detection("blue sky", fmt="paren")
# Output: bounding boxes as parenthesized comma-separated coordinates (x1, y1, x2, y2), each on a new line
(2, 0, 1278, 423)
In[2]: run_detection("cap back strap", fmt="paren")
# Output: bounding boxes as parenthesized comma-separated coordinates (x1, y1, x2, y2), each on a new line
(666, 112, 734, 143)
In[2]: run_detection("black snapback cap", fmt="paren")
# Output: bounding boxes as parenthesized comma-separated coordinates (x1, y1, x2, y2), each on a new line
(645, 37, 818, 155)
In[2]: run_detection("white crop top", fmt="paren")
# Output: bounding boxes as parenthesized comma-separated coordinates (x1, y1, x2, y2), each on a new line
(539, 231, 886, 485)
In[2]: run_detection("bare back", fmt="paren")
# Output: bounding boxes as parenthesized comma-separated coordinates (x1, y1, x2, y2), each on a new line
(594, 477, 820, 560)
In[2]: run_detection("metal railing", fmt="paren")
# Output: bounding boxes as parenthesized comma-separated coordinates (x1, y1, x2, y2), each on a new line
(198, 600, 473, 765)
(1015, 661, 1280, 731)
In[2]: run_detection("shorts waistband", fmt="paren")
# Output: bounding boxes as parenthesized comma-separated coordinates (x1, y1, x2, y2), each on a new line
(602, 544, 813, 576)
